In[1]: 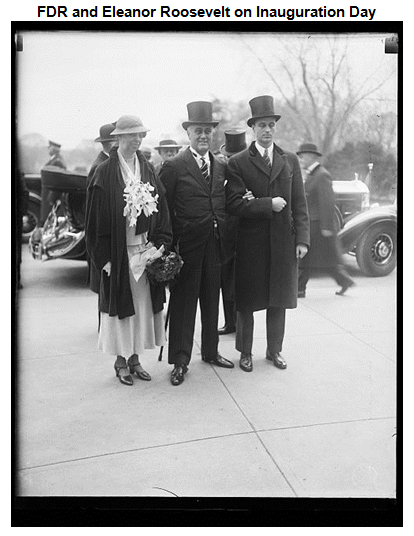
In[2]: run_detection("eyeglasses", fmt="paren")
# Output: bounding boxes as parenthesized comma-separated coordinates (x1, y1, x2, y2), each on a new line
(193, 127, 213, 135)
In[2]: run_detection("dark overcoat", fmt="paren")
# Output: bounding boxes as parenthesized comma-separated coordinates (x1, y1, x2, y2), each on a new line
(85, 151, 110, 293)
(85, 148, 172, 319)
(300, 163, 340, 269)
(159, 147, 228, 260)
(226, 142, 310, 312)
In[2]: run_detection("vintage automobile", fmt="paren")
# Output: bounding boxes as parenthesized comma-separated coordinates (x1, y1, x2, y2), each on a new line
(28, 166, 87, 261)
(22, 173, 42, 240)
(337, 202, 397, 277)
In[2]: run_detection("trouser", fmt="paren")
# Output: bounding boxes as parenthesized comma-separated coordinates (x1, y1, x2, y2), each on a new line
(236, 307, 286, 356)
(298, 265, 353, 292)
(168, 231, 221, 366)
(220, 255, 236, 327)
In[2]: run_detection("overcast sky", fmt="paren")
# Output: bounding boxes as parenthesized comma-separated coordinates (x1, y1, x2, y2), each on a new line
(16, 31, 397, 149)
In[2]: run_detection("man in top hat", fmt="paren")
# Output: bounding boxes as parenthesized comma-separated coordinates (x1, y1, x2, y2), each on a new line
(226, 95, 310, 373)
(296, 142, 355, 297)
(159, 100, 234, 386)
(154, 139, 182, 175)
(85, 123, 117, 296)
(218, 130, 248, 336)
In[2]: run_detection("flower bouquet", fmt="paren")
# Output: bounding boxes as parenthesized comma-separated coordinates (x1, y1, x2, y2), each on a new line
(145, 251, 184, 287)
(123, 179, 159, 227)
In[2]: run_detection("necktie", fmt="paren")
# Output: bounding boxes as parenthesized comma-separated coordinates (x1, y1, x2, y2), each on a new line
(200, 157, 210, 185)
(263, 148, 272, 169)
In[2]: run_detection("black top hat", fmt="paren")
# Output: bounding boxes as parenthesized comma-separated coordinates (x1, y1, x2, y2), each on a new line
(48, 140, 61, 148)
(182, 101, 219, 130)
(95, 123, 116, 142)
(220, 130, 247, 156)
(296, 143, 322, 157)
(155, 139, 183, 151)
(247, 95, 281, 127)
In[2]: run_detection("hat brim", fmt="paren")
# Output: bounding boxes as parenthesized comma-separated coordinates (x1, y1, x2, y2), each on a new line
(247, 114, 281, 127)
(155, 145, 182, 150)
(95, 136, 115, 142)
(182, 121, 219, 130)
(296, 150, 322, 157)
(111, 126, 150, 135)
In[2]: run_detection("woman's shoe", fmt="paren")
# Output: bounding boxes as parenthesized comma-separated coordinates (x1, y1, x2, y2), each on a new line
(114, 362, 134, 386)
(128, 357, 151, 381)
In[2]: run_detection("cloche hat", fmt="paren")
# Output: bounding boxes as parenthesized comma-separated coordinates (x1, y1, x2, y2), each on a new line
(111, 115, 150, 135)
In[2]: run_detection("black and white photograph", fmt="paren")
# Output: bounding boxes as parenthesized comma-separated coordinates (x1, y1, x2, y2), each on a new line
(14, 23, 399, 516)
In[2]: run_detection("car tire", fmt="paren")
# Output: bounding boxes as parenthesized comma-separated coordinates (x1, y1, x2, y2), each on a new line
(22, 193, 41, 242)
(355, 223, 396, 277)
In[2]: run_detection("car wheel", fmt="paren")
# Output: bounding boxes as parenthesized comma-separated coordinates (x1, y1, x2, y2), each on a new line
(22, 195, 41, 242)
(355, 223, 396, 277)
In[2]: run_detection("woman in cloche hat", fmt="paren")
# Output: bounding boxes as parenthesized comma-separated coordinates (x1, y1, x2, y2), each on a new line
(86, 115, 172, 386)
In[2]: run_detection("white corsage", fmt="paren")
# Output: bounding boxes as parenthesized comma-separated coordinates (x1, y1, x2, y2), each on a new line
(123, 179, 159, 227)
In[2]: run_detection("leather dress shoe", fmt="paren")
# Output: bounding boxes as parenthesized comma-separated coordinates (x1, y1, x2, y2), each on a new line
(239, 353, 253, 372)
(171, 364, 188, 386)
(218, 324, 236, 335)
(336, 280, 355, 296)
(266, 351, 287, 369)
(202, 353, 234, 368)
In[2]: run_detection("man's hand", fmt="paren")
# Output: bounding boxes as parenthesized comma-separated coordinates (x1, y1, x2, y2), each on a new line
(296, 244, 308, 259)
(102, 261, 111, 276)
(272, 196, 287, 212)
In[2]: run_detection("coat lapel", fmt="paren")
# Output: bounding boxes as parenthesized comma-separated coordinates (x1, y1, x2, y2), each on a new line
(249, 142, 271, 177)
(184, 147, 211, 194)
(269, 144, 288, 185)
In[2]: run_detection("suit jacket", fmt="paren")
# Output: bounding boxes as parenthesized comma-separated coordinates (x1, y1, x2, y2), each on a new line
(158, 147, 227, 258)
(226, 142, 309, 311)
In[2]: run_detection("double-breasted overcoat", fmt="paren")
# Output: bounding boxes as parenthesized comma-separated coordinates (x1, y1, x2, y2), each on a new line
(225, 142, 310, 312)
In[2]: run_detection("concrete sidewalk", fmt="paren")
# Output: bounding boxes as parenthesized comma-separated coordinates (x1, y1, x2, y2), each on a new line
(16, 249, 396, 497)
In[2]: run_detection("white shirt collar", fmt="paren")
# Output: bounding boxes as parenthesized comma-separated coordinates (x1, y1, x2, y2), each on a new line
(255, 141, 274, 160)
(190, 148, 210, 167)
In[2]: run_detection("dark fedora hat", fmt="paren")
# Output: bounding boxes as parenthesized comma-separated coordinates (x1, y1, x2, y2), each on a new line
(247, 95, 281, 127)
(182, 101, 219, 130)
(220, 130, 247, 156)
(155, 139, 183, 151)
(296, 142, 322, 156)
(94, 123, 116, 142)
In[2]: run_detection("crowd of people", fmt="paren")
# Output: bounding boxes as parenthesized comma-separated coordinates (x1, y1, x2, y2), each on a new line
(84, 95, 354, 387)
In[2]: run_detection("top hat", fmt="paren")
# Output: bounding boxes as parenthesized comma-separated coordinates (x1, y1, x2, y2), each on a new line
(182, 101, 219, 130)
(111, 115, 150, 135)
(48, 140, 61, 148)
(247, 95, 281, 127)
(296, 143, 322, 157)
(220, 130, 247, 156)
(155, 139, 183, 151)
(95, 123, 116, 142)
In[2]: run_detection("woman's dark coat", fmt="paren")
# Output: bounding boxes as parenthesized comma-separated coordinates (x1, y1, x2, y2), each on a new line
(85, 148, 172, 319)
(226, 142, 310, 312)
(85, 151, 110, 294)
